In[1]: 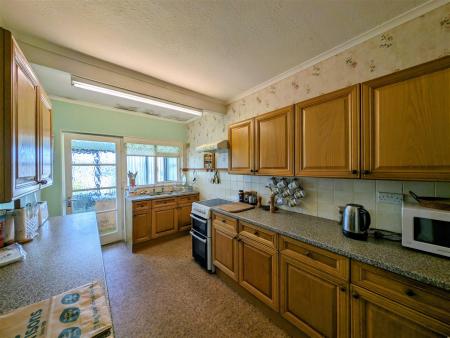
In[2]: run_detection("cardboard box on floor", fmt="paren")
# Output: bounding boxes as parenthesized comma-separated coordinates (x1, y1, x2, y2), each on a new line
(0, 281, 113, 338)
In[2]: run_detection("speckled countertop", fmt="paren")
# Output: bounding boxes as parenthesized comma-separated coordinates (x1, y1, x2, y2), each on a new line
(0, 212, 112, 316)
(126, 190, 199, 202)
(212, 207, 450, 291)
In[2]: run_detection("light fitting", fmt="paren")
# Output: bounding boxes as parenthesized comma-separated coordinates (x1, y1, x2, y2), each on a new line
(71, 77, 203, 117)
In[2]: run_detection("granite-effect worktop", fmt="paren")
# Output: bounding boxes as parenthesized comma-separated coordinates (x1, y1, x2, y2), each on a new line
(125, 190, 199, 202)
(212, 207, 450, 291)
(0, 212, 112, 317)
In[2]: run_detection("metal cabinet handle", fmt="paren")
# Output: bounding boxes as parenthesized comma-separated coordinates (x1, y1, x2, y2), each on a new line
(362, 170, 371, 175)
(351, 170, 358, 175)
(405, 289, 416, 297)
(190, 231, 207, 243)
(190, 214, 207, 224)
(304, 250, 311, 257)
(340, 286, 346, 292)
(352, 292, 360, 299)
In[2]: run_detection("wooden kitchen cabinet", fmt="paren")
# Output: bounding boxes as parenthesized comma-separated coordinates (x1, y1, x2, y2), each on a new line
(295, 85, 360, 178)
(177, 204, 192, 231)
(238, 235, 279, 310)
(255, 106, 294, 176)
(0, 28, 53, 202)
(280, 254, 349, 338)
(133, 211, 151, 243)
(280, 236, 350, 337)
(177, 193, 198, 231)
(212, 221, 239, 281)
(351, 285, 449, 338)
(152, 205, 177, 238)
(228, 119, 254, 174)
(361, 57, 450, 181)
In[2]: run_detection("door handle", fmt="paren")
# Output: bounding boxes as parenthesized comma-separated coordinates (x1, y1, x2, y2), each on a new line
(190, 214, 207, 224)
(190, 231, 207, 243)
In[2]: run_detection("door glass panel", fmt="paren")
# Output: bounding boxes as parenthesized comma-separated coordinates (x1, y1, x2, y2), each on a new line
(96, 211, 118, 236)
(71, 165, 116, 190)
(71, 140, 116, 164)
(71, 188, 117, 213)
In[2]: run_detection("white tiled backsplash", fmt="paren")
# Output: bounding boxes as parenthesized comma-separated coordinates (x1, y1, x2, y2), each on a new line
(188, 171, 450, 234)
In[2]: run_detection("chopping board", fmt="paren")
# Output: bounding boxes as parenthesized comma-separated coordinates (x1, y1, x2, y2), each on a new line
(217, 202, 255, 213)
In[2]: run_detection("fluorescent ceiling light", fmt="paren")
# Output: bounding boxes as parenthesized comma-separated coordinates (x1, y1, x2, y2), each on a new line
(71, 78, 202, 117)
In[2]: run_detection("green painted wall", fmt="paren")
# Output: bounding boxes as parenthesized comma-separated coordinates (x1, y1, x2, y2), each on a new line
(41, 100, 187, 216)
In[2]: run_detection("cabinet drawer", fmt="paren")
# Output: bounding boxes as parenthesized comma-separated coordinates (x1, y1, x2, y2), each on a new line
(133, 201, 149, 214)
(239, 221, 277, 249)
(280, 236, 349, 281)
(351, 261, 450, 325)
(212, 212, 238, 234)
(177, 194, 199, 205)
(152, 198, 177, 208)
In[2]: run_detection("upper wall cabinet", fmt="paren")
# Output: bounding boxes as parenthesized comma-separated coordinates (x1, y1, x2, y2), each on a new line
(228, 119, 254, 175)
(255, 106, 294, 176)
(295, 85, 360, 178)
(229, 106, 294, 176)
(0, 28, 53, 202)
(362, 57, 450, 181)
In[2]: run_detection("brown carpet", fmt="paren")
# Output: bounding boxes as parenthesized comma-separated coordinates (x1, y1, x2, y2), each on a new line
(102, 236, 290, 338)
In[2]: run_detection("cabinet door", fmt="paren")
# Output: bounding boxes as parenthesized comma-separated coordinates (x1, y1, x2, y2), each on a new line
(133, 212, 151, 244)
(351, 286, 449, 338)
(152, 206, 177, 238)
(11, 40, 40, 198)
(295, 85, 360, 178)
(280, 254, 349, 338)
(239, 236, 278, 310)
(212, 223, 238, 281)
(228, 119, 254, 174)
(255, 106, 294, 176)
(362, 57, 450, 180)
(178, 204, 192, 231)
(38, 89, 53, 187)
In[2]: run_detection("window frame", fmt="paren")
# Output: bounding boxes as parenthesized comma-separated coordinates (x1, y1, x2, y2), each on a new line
(124, 137, 184, 188)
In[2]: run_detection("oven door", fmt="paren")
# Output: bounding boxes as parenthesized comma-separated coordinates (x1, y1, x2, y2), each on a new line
(190, 229, 208, 269)
(191, 213, 208, 236)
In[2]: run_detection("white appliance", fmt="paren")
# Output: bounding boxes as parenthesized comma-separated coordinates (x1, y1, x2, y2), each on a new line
(190, 199, 233, 272)
(402, 202, 450, 258)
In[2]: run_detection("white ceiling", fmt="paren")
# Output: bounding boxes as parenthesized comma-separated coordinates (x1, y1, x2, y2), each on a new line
(32, 64, 196, 122)
(0, 0, 427, 101)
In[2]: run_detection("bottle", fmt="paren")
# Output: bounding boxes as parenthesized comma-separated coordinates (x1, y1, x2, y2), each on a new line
(238, 190, 244, 202)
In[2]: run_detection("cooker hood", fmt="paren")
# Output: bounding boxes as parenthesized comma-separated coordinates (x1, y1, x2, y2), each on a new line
(195, 140, 228, 153)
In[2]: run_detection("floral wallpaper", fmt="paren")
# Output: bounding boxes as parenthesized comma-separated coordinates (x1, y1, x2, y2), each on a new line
(186, 3, 450, 233)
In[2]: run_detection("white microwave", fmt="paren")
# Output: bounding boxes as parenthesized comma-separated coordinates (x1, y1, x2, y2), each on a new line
(402, 202, 450, 258)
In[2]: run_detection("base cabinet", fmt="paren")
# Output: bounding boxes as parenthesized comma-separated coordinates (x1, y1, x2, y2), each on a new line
(212, 223, 239, 281)
(280, 253, 349, 338)
(133, 212, 151, 243)
(238, 236, 279, 310)
(177, 204, 192, 231)
(152, 206, 177, 238)
(351, 286, 449, 338)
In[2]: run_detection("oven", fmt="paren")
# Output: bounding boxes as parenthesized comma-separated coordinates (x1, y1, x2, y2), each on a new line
(190, 213, 214, 272)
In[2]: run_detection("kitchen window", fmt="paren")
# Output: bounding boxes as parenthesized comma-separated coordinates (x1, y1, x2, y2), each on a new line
(126, 142, 181, 186)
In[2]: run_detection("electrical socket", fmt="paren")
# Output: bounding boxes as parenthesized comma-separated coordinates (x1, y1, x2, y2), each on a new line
(377, 192, 403, 204)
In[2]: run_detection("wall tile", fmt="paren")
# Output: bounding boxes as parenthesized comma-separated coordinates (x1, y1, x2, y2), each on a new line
(376, 180, 402, 193)
(436, 182, 450, 198)
(333, 179, 353, 192)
